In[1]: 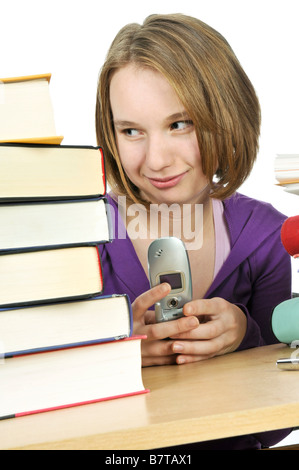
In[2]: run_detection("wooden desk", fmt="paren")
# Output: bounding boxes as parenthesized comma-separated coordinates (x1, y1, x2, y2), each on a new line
(1, 343, 299, 450)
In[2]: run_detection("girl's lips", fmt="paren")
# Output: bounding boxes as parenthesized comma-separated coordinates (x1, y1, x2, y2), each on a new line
(147, 172, 187, 189)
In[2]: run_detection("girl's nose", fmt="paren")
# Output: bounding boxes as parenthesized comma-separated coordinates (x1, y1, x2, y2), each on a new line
(145, 134, 173, 172)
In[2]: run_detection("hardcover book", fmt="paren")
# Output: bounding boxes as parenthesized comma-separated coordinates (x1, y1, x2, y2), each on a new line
(0, 246, 103, 307)
(0, 294, 132, 356)
(0, 74, 63, 144)
(0, 143, 106, 200)
(0, 336, 148, 420)
(0, 197, 112, 252)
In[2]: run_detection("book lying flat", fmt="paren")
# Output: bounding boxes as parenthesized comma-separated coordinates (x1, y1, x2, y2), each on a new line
(0, 74, 63, 144)
(0, 246, 103, 307)
(0, 295, 132, 357)
(279, 182, 299, 195)
(275, 154, 299, 184)
(0, 336, 148, 420)
(0, 144, 106, 200)
(0, 197, 112, 252)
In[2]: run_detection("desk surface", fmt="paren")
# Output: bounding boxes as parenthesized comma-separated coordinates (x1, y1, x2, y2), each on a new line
(1, 343, 299, 450)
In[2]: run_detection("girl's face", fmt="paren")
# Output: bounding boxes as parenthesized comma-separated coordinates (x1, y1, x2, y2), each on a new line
(110, 64, 209, 205)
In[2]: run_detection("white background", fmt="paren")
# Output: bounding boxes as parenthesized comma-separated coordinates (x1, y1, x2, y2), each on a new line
(1, 0, 299, 447)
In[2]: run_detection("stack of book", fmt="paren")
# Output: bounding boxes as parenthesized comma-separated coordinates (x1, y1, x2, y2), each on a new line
(275, 154, 299, 195)
(0, 74, 147, 421)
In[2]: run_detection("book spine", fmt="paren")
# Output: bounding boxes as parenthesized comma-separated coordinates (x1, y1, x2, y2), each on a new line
(0, 389, 150, 421)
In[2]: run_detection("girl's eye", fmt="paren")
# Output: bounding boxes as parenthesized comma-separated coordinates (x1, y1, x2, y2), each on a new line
(170, 120, 193, 131)
(124, 128, 140, 137)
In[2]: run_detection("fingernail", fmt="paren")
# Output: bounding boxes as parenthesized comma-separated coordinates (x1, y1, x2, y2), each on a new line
(187, 317, 198, 328)
(177, 356, 186, 364)
(184, 305, 193, 315)
(173, 343, 184, 352)
(161, 283, 170, 292)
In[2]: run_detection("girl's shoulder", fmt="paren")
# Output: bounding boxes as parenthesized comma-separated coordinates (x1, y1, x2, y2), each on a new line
(224, 192, 287, 225)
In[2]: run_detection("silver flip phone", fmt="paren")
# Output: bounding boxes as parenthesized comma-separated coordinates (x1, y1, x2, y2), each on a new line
(148, 237, 192, 322)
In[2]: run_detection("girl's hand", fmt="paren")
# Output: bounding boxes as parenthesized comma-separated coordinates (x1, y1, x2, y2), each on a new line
(171, 297, 247, 364)
(132, 283, 200, 367)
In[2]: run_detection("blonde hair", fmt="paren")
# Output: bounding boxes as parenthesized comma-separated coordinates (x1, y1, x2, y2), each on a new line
(96, 13, 261, 203)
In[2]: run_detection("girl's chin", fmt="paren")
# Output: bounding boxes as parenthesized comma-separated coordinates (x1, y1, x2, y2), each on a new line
(140, 184, 210, 206)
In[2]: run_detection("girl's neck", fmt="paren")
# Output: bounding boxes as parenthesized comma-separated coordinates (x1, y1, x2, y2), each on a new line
(118, 186, 213, 251)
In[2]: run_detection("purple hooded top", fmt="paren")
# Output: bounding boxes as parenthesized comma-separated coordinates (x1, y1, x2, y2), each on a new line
(98, 192, 292, 449)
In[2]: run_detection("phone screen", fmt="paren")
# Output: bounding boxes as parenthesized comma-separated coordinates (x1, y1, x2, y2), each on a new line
(159, 273, 182, 289)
